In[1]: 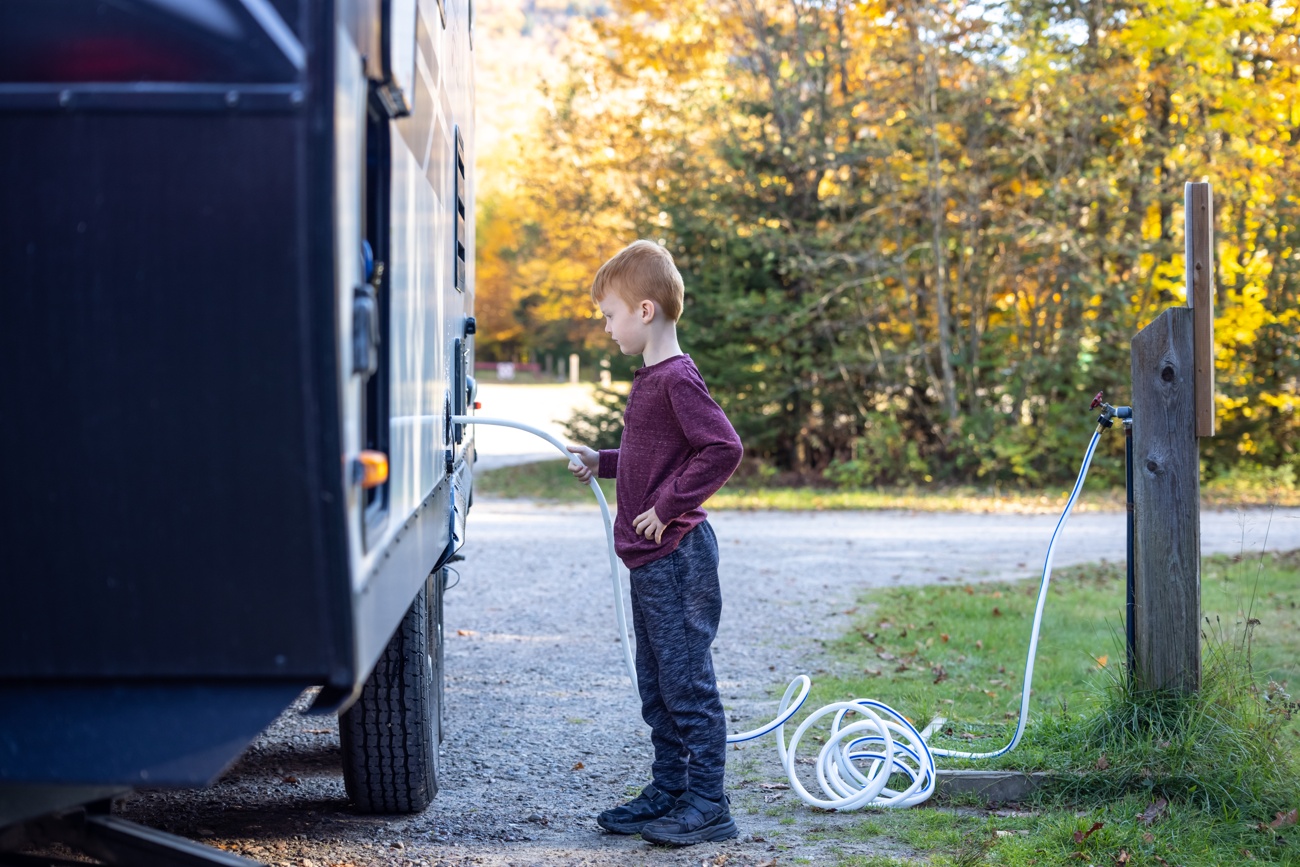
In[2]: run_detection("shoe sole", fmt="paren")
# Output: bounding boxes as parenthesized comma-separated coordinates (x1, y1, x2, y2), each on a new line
(640, 818, 739, 846)
(596, 816, 653, 835)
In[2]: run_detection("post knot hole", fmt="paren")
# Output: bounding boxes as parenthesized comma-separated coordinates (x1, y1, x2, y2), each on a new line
(1146, 459, 1161, 474)
(1161, 365, 1176, 382)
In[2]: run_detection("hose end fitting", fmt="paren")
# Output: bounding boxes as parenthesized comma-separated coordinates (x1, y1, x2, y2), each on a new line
(1090, 391, 1132, 430)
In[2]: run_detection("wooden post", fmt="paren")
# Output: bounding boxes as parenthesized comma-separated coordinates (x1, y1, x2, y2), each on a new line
(1186, 182, 1216, 438)
(1130, 309, 1201, 692)
(1127, 182, 1216, 693)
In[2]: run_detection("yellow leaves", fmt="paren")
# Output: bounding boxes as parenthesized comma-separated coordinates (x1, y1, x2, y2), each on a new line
(1141, 203, 1164, 242)
(1151, 257, 1187, 304)
(1216, 240, 1272, 348)
(1259, 393, 1297, 414)
(817, 173, 843, 201)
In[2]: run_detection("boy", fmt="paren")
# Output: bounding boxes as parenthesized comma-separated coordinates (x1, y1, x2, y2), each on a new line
(567, 240, 744, 846)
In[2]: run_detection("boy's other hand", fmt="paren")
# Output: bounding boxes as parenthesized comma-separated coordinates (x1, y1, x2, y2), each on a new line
(566, 445, 599, 484)
(632, 507, 667, 544)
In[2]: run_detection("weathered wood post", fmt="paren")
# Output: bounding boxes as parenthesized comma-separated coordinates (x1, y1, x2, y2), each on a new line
(1129, 182, 1216, 693)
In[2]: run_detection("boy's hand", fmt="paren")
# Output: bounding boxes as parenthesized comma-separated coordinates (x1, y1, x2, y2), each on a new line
(632, 507, 667, 544)
(566, 445, 599, 484)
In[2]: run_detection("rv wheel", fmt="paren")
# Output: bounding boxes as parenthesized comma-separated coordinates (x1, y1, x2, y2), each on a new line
(340, 571, 443, 813)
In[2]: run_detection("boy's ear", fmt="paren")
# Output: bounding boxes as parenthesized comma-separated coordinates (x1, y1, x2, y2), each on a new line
(638, 299, 657, 323)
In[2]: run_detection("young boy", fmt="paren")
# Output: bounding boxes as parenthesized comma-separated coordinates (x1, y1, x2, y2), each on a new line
(567, 240, 744, 846)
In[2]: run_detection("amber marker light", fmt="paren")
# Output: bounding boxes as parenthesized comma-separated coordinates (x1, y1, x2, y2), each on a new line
(356, 451, 389, 489)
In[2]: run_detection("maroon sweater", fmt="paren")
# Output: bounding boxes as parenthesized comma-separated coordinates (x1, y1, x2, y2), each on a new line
(598, 354, 743, 569)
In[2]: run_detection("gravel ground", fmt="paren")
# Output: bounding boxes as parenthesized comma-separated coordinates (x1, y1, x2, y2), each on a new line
(114, 499, 1300, 867)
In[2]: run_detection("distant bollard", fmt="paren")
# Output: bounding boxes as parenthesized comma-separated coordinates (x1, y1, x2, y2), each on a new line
(497, 362, 515, 381)
(600, 357, 611, 387)
(569, 353, 580, 384)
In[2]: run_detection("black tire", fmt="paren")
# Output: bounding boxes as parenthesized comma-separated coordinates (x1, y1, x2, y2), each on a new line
(339, 571, 443, 813)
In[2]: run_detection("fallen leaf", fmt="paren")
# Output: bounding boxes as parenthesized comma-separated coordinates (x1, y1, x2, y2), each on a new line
(760, 783, 790, 790)
(1270, 809, 1298, 829)
(1096, 655, 1109, 668)
(757, 860, 778, 867)
(456, 629, 478, 637)
(710, 854, 730, 866)
(941, 633, 949, 642)
(1138, 798, 1169, 826)
(1142, 833, 1154, 844)
(964, 586, 975, 595)
(932, 666, 949, 685)
(306, 729, 332, 735)
(877, 651, 896, 661)
(572, 762, 585, 770)
(1116, 849, 1130, 864)
(992, 607, 1003, 617)
(864, 667, 882, 677)
(279, 774, 299, 784)
(1072, 821, 1104, 843)
(1096, 755, 1110, 771)
(975, 639, 984, 650)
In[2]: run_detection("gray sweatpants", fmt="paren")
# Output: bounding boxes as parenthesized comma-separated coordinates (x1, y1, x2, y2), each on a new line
(628, 521, 726, 801)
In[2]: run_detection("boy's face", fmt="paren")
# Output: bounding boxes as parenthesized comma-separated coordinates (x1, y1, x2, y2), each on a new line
(599, 295, 653, 356)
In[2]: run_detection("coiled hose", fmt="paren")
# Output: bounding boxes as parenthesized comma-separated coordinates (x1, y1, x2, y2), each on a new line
(453, 416, 1104, 809)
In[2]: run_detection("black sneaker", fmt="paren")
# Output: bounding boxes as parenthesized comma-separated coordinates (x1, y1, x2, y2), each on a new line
(596, 783, 678, 834)
(640, 791, 738, 845)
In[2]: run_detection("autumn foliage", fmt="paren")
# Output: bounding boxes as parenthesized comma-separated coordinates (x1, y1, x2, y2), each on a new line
(477, 0, 1300, 485)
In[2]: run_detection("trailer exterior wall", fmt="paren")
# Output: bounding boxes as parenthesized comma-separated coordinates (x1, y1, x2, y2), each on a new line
(0, 0, 474, 800)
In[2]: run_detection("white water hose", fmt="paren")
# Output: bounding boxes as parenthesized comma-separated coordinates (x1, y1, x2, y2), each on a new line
(453, 415, 1105, 809)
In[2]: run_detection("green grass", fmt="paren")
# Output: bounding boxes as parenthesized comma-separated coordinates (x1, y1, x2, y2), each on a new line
(474, 457, 1299, 511)
(816, 552, 1300, 746)
(791, 550, 1300, 865)
(476, 458, 616, 502)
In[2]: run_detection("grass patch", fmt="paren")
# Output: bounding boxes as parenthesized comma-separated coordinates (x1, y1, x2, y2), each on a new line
(475, 458, 615, 502)
(474, 458, 1299, 511)
(798, 550, 1300, 865)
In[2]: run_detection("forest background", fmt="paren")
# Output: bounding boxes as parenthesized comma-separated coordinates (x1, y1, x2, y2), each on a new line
(473, 0, 1300, 489)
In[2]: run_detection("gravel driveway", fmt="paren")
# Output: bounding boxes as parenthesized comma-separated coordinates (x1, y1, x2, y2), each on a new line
(115, 496, 1299, 867)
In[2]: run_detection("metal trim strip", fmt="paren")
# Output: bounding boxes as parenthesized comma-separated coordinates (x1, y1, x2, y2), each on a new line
(0, 84, 306, 113)
(240, 0, 307, 71)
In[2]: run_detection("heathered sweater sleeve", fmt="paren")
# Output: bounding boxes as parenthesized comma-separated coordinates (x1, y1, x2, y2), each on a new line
(652, 377, 743, 522)
(597, 448, 619, 479)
